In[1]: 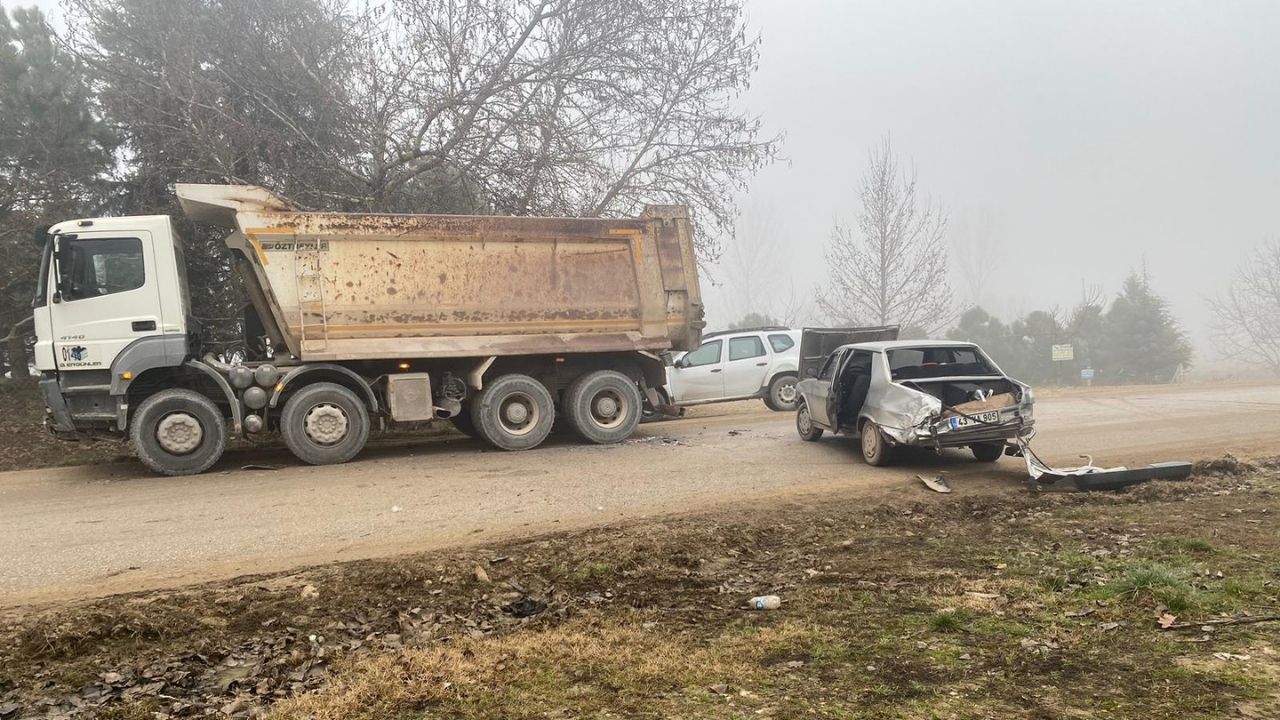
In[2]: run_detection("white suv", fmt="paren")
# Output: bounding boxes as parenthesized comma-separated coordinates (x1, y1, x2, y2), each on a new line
(662, 327, 802, 412)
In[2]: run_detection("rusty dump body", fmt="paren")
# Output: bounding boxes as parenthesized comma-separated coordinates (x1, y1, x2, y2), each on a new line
(175, 184, 704, 362)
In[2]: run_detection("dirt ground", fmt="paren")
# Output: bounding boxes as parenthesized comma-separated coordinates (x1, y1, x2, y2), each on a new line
(1, 454, 1277, 719)
(3, 382, 1280, 605)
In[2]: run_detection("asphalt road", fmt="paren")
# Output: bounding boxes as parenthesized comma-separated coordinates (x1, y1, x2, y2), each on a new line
(2, 382, 1278, 606)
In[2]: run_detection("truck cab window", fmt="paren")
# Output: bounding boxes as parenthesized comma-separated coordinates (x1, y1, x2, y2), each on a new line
(60, 238, 145, 301)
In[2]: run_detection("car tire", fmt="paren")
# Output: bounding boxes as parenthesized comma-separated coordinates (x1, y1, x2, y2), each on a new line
(860, 420, 894, 467)
(564, 370, 643, 444)
(130, 389, 228, 476)
(971, 442, 1004, 463)
(796, 399, 824, 441)
(763, 373, 799, 412)
(470, 374, 555, 451)
(280, 382, 371, 465)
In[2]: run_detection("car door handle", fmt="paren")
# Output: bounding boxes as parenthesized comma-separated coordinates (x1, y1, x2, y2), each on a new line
(132, 320, 156, 332)
(756, 362, 767, 366)
(710, 369, 722, 373)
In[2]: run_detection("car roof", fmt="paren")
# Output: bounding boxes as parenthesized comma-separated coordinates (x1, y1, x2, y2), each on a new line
(701, 327, 797, 341)
(833, 339, 979, 353)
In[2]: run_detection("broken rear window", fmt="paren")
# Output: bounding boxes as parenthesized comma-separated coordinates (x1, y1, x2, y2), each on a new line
(888, 347, 998, 380)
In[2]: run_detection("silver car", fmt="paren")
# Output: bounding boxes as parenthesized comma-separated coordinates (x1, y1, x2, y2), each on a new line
(795, 335, 1035, 466)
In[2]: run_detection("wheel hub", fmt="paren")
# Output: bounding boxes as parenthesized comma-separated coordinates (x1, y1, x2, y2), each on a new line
(498, 393, 538, 436)
(304, 403, 349, 445)
(798, 407, 811, 433)
(156, 412, 203, 455)
(777, 382, 798, 403)
(590, 389, 627, 429)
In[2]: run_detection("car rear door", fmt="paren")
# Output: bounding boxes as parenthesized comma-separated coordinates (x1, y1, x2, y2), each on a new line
(723, 335, 771, 397)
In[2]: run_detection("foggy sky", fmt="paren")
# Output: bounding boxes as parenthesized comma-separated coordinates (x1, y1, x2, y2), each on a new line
(715, 0, 1280, 356)
(27, 0, 1280, 357)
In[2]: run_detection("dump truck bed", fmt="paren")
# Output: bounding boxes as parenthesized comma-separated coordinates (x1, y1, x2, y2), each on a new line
(176, 185, 704, 361)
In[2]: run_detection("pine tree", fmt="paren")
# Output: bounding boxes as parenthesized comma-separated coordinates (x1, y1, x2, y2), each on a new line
(1097, 272, 1192, 384)
(0, 6, 115, 375)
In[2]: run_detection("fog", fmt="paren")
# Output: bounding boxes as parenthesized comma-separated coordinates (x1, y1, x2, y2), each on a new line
(30, 0, 1280, 356)
(710, 0, 1280, 356)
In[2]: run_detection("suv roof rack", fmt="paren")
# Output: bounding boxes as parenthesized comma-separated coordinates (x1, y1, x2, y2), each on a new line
(702, 325, 792, 340)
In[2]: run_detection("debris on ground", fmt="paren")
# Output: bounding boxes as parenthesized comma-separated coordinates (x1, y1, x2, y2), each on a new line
(1020, 439, 1192, 492)
(749, 595, 781, 610)
(917, 473, 952, 493)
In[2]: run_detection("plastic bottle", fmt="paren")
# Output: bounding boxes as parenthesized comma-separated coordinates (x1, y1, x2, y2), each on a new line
(749, 595, 781, 610)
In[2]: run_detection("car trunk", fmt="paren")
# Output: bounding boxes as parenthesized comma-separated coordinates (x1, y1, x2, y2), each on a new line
(899, 378, 1024, 414)
(798, 326, 901, 379)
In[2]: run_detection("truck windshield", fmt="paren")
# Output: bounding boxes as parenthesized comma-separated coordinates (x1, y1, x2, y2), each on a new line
(888, 346, 998, 380)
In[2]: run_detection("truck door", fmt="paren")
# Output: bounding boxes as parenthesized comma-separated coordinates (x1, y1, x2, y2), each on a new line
(723, 335, 770, 397)
(47, 232, 162, 374)
(671, 338, 724, 401)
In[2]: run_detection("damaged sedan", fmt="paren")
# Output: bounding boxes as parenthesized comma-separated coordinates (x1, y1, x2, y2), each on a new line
(794, 332, 1035, 466)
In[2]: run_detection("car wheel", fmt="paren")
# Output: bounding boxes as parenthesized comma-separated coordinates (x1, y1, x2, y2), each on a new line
(971, 442, 1004, 463)
(796, 399, 823, 441)
(764, 374, 799, 412)
(470, 373, 555, 451)
(860, 420, 894, 466)
(130, 389, 228, 476)
(281, 382, 371, 465)
(564, 370, 643, 444)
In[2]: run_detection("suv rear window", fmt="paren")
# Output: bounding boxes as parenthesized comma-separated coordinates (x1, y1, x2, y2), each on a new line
(888, 346, 997, 380)
(767, 334, 795, 353)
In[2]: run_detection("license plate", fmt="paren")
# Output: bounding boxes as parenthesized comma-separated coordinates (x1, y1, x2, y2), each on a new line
(948, 411, 1001, 430)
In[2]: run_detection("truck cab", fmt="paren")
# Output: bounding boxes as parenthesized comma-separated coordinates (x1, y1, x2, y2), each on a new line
(33, 216, 195, 438)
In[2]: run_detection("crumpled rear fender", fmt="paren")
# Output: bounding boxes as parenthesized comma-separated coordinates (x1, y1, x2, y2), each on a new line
(864, 385, 941, 443)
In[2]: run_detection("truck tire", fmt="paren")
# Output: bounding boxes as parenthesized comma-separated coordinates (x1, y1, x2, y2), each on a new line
(859, 420, 894, 467)
(795, 399, 824, 441)
(564, 370, 643, 444)
(280, 382, 370, 465)
(764, 373, 799, 412)
(971, 442, 1004, 463)
(470, 374, 555, 451)
(130, 389, 228, 476)
(451, 405, 479, 438)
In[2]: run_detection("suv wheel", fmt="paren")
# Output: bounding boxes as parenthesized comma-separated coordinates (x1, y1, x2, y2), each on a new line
(764, 374, 799, 411)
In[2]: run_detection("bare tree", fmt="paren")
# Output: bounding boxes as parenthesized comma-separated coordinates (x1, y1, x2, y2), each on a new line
(720, 201, 786, 320)
(817, 137, 953, 333)
(65, 0, 778, 258)
(1210, 238, 1280, 376)
(950, 206, 1006, 310)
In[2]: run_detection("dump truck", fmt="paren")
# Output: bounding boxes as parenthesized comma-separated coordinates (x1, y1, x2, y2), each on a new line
(31, 184, 704, 475)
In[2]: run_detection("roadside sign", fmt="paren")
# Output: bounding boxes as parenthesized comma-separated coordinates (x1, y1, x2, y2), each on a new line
(1081, 367, 1095, 380)
(1051, 344, 1074, 362)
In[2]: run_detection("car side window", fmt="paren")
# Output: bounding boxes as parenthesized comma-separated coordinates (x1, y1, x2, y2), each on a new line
(818, 350, 843, 380)
(728, 336, 765, 361)
(683, 339, 723, 368)
(768, 334, 795, 353)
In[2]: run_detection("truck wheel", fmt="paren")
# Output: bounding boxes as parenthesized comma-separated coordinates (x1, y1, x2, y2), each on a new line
(764, 374, 799, 412)
(565, 370, 643, 444)
(971, 442, 1004, 463)
(470, 374, 555, 451)
(796, 399, 823, 441)
(280, 382, 370, 465)
(130, 389, 228, 476)
(860, 420, 894, 467)
(451, 405, 478, 438)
